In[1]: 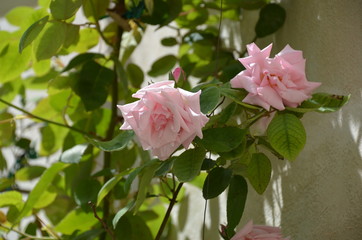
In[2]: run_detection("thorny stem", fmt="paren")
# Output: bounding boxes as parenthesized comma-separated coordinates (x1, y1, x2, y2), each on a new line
(0, 98, 96, 138)
(0, 224, 55, 240)
(155, 182, 184, 240)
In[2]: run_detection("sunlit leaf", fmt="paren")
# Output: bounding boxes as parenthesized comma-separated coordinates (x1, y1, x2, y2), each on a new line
(55, 208, 100, 235)
(50, 0, 82, 20)
(16, 162, 69, 223)
(15, 166, 46, 181)
(112, 201, 135, 228)
(0, 42, 32, 83)
(33, 21, 66, 60)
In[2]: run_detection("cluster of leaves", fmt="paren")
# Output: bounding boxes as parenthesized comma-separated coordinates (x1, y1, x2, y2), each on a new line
(0, 0, 349, 240)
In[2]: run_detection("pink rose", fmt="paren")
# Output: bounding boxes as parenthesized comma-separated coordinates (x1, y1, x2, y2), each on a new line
(231, 221, 289, 240)
(117, 81, 209, 160)
(231, 43, 321, 110)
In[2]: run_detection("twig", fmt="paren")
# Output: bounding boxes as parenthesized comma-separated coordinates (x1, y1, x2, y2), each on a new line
(0, 98, 96, 138)
(88, 202, 115, 240)
(155, 182, 184, 240)
(0, 224, 55, 240)
(89, 0, 113, 47)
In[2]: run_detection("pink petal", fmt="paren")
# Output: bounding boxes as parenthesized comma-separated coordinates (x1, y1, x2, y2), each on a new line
(257, 86, 285, 110)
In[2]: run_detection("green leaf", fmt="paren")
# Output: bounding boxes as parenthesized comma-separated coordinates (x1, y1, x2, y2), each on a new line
(161, 37, 178, 46)
(267, 113, 306, 160)
(15, 166, 46, 181)
(0, 43, 32, 83)
(123, 160, 157, 193)
(200, 86, 220, 114)
(112, 201, 135, 228)
(83, 0, 110, 21)
(0, 151, 7, 171)
(148, 55, 177, 77)
(72, 60, 114, 111)
(226, 175, 248, 236)
(134, 161, 160, 213)
(247, 153, 271, 194)
(0, 191, 23, 208)
(33, 187, 57, 209)
(19, 16, 49, 53)
(218, 102, 237, 124)
(88, 131, 134, 152)
(33, 21, 67, 60)
(62, 53, 104, 72)
(16, 162, 69, 223)
(0, 112, 16, 146)
(203, 167, 232, 199)
(72, 28, 99, 52)
(291, 93, 350, 113)
(255, 4, 286, 38)
(63, 23, 80, 48)
(114, 213, 153, 240)
(173, 147, 206, 182)
(6, 7, 34, 27)
(198, 127, 246, 153)
(96, 169, 133, 206)
(220, 86, 259, 109)
(60, 144, 89, 164)
(73, 229, 104, 240)
(73, 178, 101, 207)
(50, 0, 82, 20)
(126, 63, 144, 88)
(55, 208, 100, 235)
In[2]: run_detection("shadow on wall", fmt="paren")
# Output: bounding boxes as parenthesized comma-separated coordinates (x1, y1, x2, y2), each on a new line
(243, 0, 362, 239)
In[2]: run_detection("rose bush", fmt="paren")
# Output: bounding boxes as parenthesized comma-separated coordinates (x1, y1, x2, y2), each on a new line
(231, 221, 289, 240)
(118, 80, 209, 160)
(231, 43, 321, 110)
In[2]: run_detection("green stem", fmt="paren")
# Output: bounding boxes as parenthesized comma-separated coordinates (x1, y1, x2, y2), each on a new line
(0, 98, 94, 137)
(99, 3, 124, 240)
(0, 224, 55, 240)
(155, 182, 184, 240)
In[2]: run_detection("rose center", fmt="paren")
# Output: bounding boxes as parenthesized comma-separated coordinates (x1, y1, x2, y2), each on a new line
(151, 105, 173, 131)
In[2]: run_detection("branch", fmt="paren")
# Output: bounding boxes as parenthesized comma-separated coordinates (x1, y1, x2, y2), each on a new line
(0, 224, 55, 240)
(0, 98, 98, 138)
(155, 182, 184, 240)
(88, 202, 115, 240)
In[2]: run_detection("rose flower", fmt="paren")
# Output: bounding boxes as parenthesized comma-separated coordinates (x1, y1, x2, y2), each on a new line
(118, 81, 208, 160)
(231, 221, 289, 240)
(231, 43, 321, 110)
